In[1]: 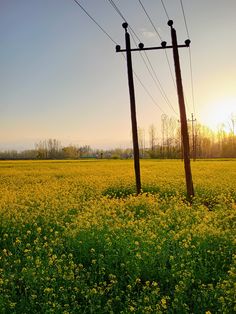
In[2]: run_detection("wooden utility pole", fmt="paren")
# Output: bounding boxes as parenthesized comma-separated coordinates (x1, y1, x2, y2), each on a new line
(168, 20, 194, 199)
(116, 22, 141, 194)
(161, 114, 167, 158)
(116, 21, 194, 199)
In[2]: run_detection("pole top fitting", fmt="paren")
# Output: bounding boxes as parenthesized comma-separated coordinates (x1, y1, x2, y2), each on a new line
(185, 39, 191, 47)
(138, 43, 144, 49)
(116, 45, 121, 52)
(161, 41, 167, 48)
(167, 20, 173, 27)
(122, 22, 128, 29)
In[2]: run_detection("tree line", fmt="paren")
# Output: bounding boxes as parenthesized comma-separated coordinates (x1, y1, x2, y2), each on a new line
(142, 115, 236, 159)
(0, 140, 94, 160)
(0, 117, 235, 160)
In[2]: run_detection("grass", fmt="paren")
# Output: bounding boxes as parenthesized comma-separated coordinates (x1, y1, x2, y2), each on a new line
(0, 159, 236, 313)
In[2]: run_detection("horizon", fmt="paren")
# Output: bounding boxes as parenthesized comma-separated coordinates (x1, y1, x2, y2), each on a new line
(0, 116, 234, 153)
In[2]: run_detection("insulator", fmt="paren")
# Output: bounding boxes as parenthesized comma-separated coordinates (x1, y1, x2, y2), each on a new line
(185, 39, 191, 47)
(161, 41, 167, 48)
(122, 22, 128, 29)
(116, 45, 121, 52)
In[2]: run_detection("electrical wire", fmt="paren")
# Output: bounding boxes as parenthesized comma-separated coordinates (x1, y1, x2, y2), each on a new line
(107, 0, 177, 115)
(138, 0, 178, 106)
(108, 0, 167, 112)
(72, 0, 118, 45)
(120, 52, 166, 114)
(72, 0, 168, 115)
(139, 0, 176, 89)
(160, 0, 170, 21)
(179, 0, 190, 39)
(188, 48, 196, 116)
(158, 0, 195, 117)
(107, 0, 140, 43)
(128, 31, 170, 115)
(138, 0, 162, 41)
(179, 0, 196, 117)
(157, 0, 177, 88)
(107, 0, 127, 22)
(144, 53, 178, 115)
(130, 31, 178, 116)
(133, 72, 165, 114)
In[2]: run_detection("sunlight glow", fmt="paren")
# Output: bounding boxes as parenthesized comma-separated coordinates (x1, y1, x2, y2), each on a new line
(201, 98, 236, 131)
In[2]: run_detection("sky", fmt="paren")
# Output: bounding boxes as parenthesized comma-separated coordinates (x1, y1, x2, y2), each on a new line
(1, 0, 236, 150)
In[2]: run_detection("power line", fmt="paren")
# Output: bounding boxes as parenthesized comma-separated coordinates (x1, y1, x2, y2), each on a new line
(107, 0, 140, 43)
(124, 33, 168, 114)
(188, 48, 196, 116)
(179, 0, 196, 117)
(158, 0, 195, 117)
(72, 0, 118, 45)
(179, 0, 190, 39)
(107, 0, 127, 23)
(128, 29, 177, 116)
(158, 3, 176, 89)
(121, 51, 166, 114)
(107, 0, 177, 115)
(157, 1, 177, 88)
(120, 52, 166, 114)
(164, 47, 177, 88)
(107, 0, 169, 115)
(143, 52, 178, 116)
(133, 71, 165, 114)
(138, 0, 162, 41)
(139, 0, 176, 89)
(72, 0, 168, 115)
(137, 0, 177, 107)
(160, 0, 170, 21)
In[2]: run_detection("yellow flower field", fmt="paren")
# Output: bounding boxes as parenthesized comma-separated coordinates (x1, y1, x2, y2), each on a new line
(0, 159, 236, 313)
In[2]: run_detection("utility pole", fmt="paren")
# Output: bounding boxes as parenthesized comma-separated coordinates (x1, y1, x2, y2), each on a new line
(116, 21, 194, 199)
(116, 22, 141, 194)
(161, 114, 166, 158)
(168, 20, 194, 199)
(177, 120, 184, 161)
(188, 113, 197, 161)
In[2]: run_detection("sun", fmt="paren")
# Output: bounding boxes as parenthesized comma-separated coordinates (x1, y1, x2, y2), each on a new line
(201, 98, 236, 131)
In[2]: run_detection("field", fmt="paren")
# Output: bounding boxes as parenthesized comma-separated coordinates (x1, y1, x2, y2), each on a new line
(0, 159, 236, 313)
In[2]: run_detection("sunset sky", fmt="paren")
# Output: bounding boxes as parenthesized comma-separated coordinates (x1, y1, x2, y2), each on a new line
(1, 0, 236, 150)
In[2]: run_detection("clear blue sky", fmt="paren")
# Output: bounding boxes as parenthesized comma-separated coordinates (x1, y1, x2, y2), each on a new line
(1, 0, 236, 150)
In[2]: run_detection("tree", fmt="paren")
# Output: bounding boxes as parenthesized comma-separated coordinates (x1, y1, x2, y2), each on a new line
(47, 139, 61, 159)
(35, 139, 61, 159)
(138, 128, 146, 158)
(62, 146, 79, 159)
(149, 124, 156, 152)
(78, 145, 92, 158)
